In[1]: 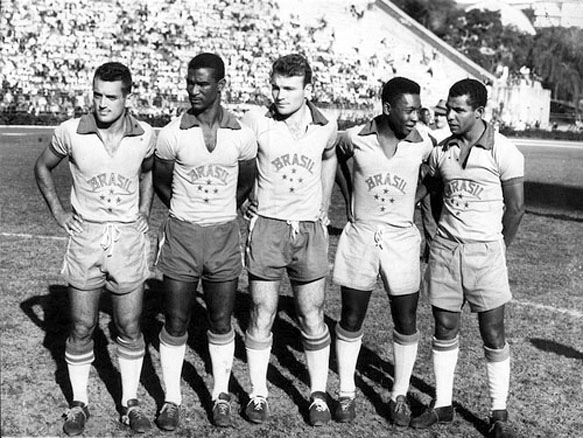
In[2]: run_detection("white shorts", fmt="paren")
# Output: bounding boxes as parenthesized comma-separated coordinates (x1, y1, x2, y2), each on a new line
(333, 222, 421, 295)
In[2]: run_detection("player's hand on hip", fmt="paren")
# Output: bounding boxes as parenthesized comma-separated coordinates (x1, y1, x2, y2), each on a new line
(57, 211, 84, 236)
(136, 212, 149, 234)
(317, 207, 331, 227)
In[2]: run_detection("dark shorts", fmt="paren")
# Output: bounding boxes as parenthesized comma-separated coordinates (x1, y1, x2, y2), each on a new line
(245, 215, 330, 282)
(156, 216, 242, 282)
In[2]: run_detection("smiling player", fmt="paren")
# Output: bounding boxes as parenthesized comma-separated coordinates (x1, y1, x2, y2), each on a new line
(332, 77, 433, 425)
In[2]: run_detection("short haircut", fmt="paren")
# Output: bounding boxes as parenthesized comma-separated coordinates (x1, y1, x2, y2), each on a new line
(271, 54, 312, 86)
(94, 62, 132, 95)
(449, 78, 487, 109)
(187, 53, 225, 81)
(381, 77, 420, 106)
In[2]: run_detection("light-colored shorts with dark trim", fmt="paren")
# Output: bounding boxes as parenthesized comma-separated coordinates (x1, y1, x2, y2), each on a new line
(156, 216, 242, 283)
(424, 234, 511, 312)
(62, 221, 150, 294)
(245, 215, 329, 282)
(333, 221, 421, 295)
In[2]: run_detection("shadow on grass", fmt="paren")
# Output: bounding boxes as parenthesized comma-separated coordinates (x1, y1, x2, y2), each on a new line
(19, 283, 165, 412)
(530, 338, 583, 360)
(525, 181, 583, 215)
(144, 278, 247, 422)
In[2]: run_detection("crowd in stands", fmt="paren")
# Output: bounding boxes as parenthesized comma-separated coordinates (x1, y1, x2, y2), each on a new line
(0, 0, 504, 124)
(0, 0, 432, 121)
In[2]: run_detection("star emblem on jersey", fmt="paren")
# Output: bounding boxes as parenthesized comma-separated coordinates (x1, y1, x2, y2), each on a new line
(187, 164, 230, 205)
(271, 153, 317, 195)
(444, 178, 485, 215)
(86, 172, 134, 215)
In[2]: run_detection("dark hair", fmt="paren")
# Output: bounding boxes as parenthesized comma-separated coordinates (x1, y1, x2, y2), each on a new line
(188, 53, 225, 81)
(449, 78, 487, 109)
(94, 62, 132, 95)
(271, 54, 312, 86)
(381, 77, 420, 106)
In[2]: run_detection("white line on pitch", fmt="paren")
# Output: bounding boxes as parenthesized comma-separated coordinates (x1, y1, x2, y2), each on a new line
(512, 299, 583, 319)
(0, 232, 66, 241)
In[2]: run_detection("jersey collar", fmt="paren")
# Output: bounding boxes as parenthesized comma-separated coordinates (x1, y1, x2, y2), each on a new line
(264, 100, 329, 126)
(442, 120, 495, 168)
(358, 115, 424, 143)
(77, 112, 145, 136)
(179, 107, 241, 130)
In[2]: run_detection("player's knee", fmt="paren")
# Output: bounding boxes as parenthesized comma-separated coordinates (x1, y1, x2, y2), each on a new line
(481, 327, 506, 349)
(69, 319, 97, 341)
(208, 314, 232, 335)
(340, 313, 365, 333)
(115, 318, 142, 341)
(164, 319, 188, 338)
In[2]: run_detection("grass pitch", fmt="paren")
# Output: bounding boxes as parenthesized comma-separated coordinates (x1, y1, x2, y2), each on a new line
(1, 128, 582, 437)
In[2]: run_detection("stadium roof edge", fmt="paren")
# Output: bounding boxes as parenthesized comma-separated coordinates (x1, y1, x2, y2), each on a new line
(375, 0, 497, 83)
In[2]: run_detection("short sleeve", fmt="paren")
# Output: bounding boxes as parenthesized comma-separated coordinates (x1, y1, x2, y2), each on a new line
(494, 137, 524, 181)
(324, 119, 339, 151)
(49, 122, 70, 157)
(241, 109, 261, 138)
(155, 125, 178, 161)
(427, 146, 440, 177)
(238, 125, 258, 161)
(144, 125, 157, 159)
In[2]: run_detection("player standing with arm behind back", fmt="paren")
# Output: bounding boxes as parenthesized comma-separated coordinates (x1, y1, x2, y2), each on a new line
(333, 77, 433, 426)
(34, 62, 155, 436)
(411, 79, 524, 438)
(153, 53, 257, 430)
(242, 54, 338, 426)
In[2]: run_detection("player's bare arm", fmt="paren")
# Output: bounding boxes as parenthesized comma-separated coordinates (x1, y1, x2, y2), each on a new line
(153, 155, 174, 209)
(501, 177, 525, 248)
(137, 155, 154, 233)
(319, 145, 338, 225)
(334, 131, 355, 222)
(237, 158, 257, 209)
(34, 147, 84, 235)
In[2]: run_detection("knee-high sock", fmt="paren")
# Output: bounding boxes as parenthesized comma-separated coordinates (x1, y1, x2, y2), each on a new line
(117, 334, 146, 407)
(433, 336, 459, 408)
(391, 330, 420, 400)
(159, 326, 188, 405)
(208, 328, 235, 400)
(65, 337, 95, 405)
(484, 343, 510, 412)
(302, 326, 331, 395)
(335, 323, 363, 398)
(245, 331, 273, 398)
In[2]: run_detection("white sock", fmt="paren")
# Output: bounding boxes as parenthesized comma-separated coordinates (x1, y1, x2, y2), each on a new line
(433, 336, 459, 408)
(117, 336, 146, 407)
(302, 327, 331, 395)
(391, 330, 419, 400)
(245, 331, 272, 398)
(485, 343, 510, 412)
(159, 327, 187, 405)
(208, 329, 235, 400)
(335, 323, 363, 398)
(68, 363, 91, 405)
(65, 338, 94, 405)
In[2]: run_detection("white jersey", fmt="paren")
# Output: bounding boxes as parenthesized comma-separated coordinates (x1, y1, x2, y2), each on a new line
(242, 101, 338, 221)
(428, 121, 524, 242)
(155, 108, 257, 225)
(50, 113, 156, 223)
(337, 117, 433, 228)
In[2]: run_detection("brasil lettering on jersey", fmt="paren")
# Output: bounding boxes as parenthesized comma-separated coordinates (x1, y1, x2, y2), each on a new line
(271, 153, 315, 174)
(444, 179, 484, 200)
(188, 164, 229, 185)
(87, 172, 133, 193)
(365, 172, 407, 194)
